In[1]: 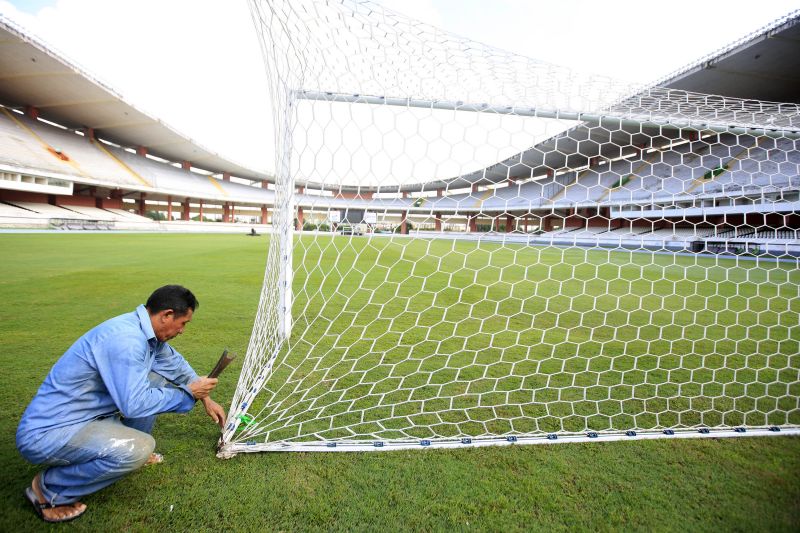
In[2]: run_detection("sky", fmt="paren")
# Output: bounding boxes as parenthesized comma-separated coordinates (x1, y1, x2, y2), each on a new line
(0, 0, 798, 178)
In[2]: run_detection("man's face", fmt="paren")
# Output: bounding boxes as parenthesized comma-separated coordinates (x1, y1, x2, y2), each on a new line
(152, 308, 193, 342)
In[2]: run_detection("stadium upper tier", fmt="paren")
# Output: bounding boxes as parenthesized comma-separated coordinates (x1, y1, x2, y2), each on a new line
(0, 15, 272, 184)
(1, 108, 798, 213)
(0, 108, 82, 179)
(0, 106, 273, 203)
(413, 134, 800, 213)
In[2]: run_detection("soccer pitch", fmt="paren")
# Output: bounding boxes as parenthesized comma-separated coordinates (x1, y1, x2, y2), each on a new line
(2, 233, 799, 531)
(247, 235, 800, 446)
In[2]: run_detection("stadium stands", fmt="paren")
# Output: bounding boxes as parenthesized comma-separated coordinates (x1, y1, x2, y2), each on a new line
(0, 200, 49, 227)
(1, 99, 797, 254)
(13, 113, 146, 188)
(0, 109, 82, 179)
(103, 208, 154, 223)
(0, 108, 281, 205)
(8, 201, 89, 219)
(0, 13, 797, 258)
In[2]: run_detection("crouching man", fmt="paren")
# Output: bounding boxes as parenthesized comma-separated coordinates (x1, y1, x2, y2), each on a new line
(16, 285, 225, 523)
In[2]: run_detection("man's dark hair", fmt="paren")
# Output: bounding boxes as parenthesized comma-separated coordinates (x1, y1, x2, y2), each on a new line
(145, 285, 198, 317)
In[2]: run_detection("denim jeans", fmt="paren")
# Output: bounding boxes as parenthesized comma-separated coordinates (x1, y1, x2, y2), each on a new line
(34, 373, 166, 506)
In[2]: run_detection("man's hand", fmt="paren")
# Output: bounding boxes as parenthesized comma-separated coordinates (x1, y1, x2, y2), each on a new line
(188, 377, 218, 400)
(202, 397, 226, 428)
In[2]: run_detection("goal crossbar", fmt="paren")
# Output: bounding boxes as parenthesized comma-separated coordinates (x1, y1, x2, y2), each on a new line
(295, 90, 800, 138)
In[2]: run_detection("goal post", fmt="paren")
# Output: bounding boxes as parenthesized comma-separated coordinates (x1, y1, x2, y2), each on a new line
(217, 0, 800, 456)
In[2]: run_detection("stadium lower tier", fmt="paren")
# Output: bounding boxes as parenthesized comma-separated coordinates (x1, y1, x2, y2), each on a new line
(2, 196, 798, 257)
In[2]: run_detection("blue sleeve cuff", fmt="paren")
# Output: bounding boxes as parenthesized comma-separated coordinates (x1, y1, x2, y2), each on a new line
(177, 384, 197, 411)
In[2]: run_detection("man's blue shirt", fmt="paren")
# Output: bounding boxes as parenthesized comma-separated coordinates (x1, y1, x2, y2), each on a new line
(17, 305, 198, 463)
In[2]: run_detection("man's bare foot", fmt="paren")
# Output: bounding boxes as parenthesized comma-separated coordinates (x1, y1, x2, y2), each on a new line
(25, 473, 86, 523)
(144, 452, 164, 466)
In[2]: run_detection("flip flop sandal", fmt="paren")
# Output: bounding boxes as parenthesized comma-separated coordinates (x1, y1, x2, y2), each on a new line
(24, 487, 86, 523)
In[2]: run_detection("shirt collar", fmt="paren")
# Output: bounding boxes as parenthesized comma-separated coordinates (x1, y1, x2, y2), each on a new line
(136, 304, 158, 343)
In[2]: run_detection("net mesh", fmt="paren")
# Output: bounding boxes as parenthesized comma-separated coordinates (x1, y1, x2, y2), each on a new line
(219, 0, 800, 454)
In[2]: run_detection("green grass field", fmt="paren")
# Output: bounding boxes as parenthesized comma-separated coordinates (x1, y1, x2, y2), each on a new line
(244, 236, 800, 445)
(2, 233, 799, 531)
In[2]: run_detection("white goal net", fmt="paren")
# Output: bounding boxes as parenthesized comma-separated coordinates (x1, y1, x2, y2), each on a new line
(218, 0, 800, 455)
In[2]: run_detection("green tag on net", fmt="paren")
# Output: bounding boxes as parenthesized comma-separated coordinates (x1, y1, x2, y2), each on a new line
(236, 414, 255, 430)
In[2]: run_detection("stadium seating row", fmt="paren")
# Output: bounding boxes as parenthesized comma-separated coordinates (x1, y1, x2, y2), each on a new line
(0, 201, 151, 222)
(3, 197, 797, 258)
(0, 108, 276, 204)
(0, 108, 798, 220)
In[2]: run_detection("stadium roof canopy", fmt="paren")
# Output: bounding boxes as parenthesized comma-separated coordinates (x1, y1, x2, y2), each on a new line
(0, 15, 272, 183)
(655, 11, 800, 103)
